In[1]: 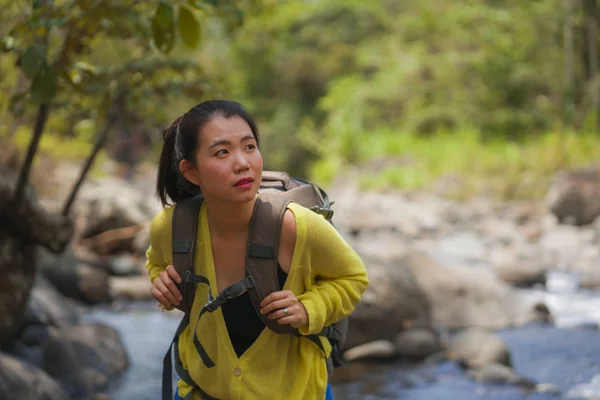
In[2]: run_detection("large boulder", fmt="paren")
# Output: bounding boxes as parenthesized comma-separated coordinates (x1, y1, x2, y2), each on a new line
(0, 351, 69, 400)
(38, 245, 111, 304)
(74, 177, 161, 255)
(546, 166, 600, 226)
(448, 328, 512, 368)
(42, 322, 128, 398)
(344, 254, 432, 351)
(397, 252, 552, 329)
(21, 274, 81, 332)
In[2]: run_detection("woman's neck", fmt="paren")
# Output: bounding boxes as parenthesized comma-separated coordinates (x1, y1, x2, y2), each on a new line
(204, 196, 256, 238)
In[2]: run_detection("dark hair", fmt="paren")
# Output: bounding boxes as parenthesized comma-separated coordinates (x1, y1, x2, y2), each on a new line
(156, 100, 261, 207)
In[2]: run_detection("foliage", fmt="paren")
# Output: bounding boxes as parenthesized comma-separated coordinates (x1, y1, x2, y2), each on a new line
(215, 0, 600, 199)
(0, 0, 264, 173)
(2, 0, 600, 201)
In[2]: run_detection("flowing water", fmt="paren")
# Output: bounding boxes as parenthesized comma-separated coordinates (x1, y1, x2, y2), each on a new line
(84, 271, 600, 400)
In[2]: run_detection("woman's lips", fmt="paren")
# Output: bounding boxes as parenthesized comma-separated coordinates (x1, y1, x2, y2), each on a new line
(234, 178, 254, 188)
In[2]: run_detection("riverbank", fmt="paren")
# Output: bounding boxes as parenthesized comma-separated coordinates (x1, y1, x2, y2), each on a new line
(84, 272, 600, 400)
(4, 160, 600, 400)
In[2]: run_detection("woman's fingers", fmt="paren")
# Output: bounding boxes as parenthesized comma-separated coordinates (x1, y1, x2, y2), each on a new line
(151, 286, 172, 308)
(166, 265, 182, 284)
(263, 298, 297, 317)
(160, 269, 182, 303)
(155, 277, 180, 306)
(260, 290, 295, 315)
(275, 303, 309, 328)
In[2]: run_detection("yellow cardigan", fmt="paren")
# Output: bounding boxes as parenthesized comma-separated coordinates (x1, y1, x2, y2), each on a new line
(146, 201, 369, 400)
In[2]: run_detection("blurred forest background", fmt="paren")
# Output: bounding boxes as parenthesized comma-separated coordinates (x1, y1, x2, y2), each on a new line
(2, 0, 600, 200)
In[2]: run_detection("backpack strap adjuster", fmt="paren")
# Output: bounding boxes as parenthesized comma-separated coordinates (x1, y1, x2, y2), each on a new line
(202, 276, 256, 313)
(184, 270, 210, 285)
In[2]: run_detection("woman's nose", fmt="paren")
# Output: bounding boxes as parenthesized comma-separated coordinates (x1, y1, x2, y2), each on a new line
(234, 152, 250, 171)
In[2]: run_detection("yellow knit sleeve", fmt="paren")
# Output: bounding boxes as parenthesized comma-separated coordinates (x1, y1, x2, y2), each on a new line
(145, 206, 174, 283)
(295, 207, 369, 336)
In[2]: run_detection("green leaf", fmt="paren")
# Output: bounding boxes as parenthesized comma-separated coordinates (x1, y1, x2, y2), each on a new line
(152, 3, 176, 53)
(178, 5, 201, 48)
(21, 45, 46, 79)
(1, 35, 16, 52)
(30, 64, 57, 103)
(154, 2, 175, 29)
(189, 0, 218, 7)
(186, 0, 207, 10)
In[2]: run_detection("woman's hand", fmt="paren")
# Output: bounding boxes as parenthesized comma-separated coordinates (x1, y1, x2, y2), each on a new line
(151, 265, 183, 309)
(259, 290, 309, 328)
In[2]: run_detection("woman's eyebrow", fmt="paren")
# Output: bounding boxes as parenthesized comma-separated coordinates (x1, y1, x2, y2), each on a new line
(208, 135, 255, 149)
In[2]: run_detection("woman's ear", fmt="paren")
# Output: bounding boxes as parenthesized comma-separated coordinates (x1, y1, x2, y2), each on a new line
(179, 159, 200, 186)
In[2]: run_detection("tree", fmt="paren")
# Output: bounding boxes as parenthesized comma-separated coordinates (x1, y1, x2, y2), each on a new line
(0, 0, 260, 212)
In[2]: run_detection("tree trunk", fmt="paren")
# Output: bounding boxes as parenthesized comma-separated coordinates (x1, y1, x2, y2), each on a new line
(564, 0, 576, 128)
(62, 90, 125, 216)
(13, 103, 50, 205)
(586, 0, 600, 129)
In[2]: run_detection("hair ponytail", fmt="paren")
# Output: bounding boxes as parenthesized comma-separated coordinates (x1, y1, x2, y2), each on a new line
(156, 116, 201, 206)
(156, 117, 181, 207)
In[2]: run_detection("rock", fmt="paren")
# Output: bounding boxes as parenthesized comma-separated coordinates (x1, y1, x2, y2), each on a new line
(546, 166, 600, 226)
(343, 340, 397, 362)
(344, 254, 432, 350)
(106, 254, 145, 276)
(478, 218, 524, 245)
(394, 328, 441, 359)
(109, 274, 153, 300)
(75, 177, 161, 247)
(436, 232, 487, 263)
(42, 322, 128, 397)
(494, 261, 547, 288)
(327, 182, 443, 240)
(42, 263, 111, 304)
(0, 351, 69, 400)
(579, 269, 600, 290)
(449, 328, 511, 368)
(93, 394, 113, 400)
(466, 362, 536, 389)
(535, 383, 561, 395)
(0, 173, 73, 348)
(22, 274, 81, 330)
(400, 251, 552, 329)
(37, 244, 78, 275)
(132, 221, 151, 255)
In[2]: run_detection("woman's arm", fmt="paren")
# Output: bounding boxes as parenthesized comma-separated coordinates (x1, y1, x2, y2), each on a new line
(146, 208, 182, 309)
(145, 208, 171, 282)
(295, 208, 369, 336)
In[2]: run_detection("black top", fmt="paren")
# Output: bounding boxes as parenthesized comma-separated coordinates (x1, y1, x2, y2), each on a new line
(221, 265, 288, 357)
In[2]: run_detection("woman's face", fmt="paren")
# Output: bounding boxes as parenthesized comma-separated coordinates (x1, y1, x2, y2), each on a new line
(188, 115, 262, 204)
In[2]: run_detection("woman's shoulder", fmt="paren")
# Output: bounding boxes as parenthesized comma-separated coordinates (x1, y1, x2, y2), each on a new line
(149, 205, 175, 239)
(287, 201, 331, 226)
(286, 201, 337, 241)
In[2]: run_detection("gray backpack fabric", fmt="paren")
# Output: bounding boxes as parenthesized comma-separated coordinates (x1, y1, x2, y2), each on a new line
(162, 171, 347, 400)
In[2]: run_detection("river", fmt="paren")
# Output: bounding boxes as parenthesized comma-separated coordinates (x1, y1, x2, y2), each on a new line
(83, 271, 600, 400)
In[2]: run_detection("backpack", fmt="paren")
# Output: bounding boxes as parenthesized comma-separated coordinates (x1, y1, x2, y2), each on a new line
(162, 171, 348, 400)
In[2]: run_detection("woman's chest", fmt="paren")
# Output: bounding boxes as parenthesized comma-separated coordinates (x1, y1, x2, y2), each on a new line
(209, 236, 247, 292)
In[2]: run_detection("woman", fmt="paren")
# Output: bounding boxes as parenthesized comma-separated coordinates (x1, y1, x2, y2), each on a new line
(146, 100, 368, 399)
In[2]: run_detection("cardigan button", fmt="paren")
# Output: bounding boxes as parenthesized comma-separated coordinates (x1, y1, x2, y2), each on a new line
(233, 367, 242, 376)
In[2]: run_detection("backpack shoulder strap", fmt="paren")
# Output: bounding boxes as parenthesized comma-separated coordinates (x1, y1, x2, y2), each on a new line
(172, 194, 204, 315)
(245, 192, 296, 334)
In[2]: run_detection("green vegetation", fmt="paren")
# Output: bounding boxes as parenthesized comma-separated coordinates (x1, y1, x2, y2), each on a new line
(2, 0, 599, 200)
(309, 129, 600, 200)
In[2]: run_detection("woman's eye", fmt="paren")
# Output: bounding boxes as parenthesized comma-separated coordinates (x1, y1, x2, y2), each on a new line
(245, 144, 256, 150)
(215, 149, 228, 156)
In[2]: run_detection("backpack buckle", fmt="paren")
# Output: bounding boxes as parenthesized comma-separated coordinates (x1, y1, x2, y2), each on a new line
(309, 205, 334, 220)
